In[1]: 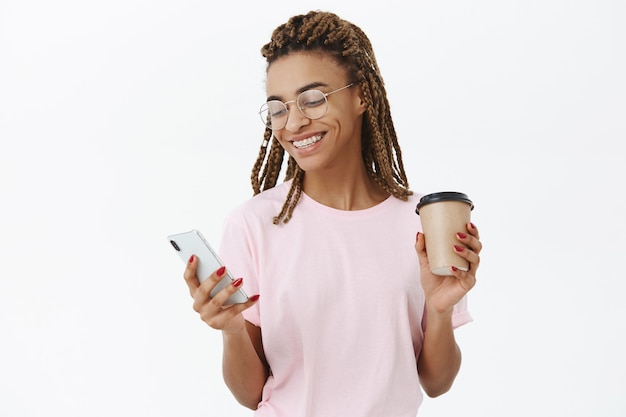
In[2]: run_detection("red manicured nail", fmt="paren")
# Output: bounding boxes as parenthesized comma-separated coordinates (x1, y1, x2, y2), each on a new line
(454, 245, 464, 252)
(470, 222, 476, 229)
(232, 278, 243, 287)
(249, 294, 260, 302)
(457, 232, 467, 239)
(188, 255, 194, 263)
(216, 266, 226, 276)
(451, 266, 459, 272)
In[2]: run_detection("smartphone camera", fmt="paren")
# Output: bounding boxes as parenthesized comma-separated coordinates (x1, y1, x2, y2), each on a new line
(170, 240, 181, 251)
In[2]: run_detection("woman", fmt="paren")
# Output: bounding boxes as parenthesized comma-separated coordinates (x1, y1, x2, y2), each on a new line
(183, 10, 482, 416)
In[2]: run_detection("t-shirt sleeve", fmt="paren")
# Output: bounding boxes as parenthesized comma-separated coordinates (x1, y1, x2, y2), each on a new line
(451, 295, 473, 329)
(218, 213, 261, 327)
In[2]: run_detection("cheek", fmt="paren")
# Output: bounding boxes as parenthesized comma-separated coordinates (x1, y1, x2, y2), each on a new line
(272, 134, 292, 153)
(272, 133, 285, 146)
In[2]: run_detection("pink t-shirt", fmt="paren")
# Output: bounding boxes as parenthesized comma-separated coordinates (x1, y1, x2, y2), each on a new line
(219, 181, 472, 417)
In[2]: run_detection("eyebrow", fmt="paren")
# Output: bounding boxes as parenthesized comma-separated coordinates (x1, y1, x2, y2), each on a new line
(266, 81, 329, 102)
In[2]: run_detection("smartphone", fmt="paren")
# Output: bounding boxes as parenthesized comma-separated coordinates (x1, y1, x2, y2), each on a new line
(167, 230, 248, 305)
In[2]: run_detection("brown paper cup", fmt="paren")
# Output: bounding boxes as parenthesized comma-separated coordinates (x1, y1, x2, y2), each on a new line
(416, 192, 474, 276)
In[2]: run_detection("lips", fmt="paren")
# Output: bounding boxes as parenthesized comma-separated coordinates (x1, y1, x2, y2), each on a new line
(293, 134, 324, 149)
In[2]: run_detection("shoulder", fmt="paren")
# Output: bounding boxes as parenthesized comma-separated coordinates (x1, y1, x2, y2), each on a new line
(387, 190, 423, 212)
(224, 181, 292, 226)
(237, 181, 291, 211)
(375, 191, 424, 233)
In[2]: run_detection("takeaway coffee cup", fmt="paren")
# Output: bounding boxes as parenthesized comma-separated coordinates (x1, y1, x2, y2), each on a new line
(415, 192, 474, 276)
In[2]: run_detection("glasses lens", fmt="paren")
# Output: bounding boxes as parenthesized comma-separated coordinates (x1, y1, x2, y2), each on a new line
(297, 90, 328, 120)
(259, 90, 330, 130)
(259, 101, 288, 129)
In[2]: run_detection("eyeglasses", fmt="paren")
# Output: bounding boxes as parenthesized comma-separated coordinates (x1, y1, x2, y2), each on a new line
(259, 83, 354, 130)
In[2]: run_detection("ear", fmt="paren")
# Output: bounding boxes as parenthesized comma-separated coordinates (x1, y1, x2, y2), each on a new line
(354, 85, 367, 116)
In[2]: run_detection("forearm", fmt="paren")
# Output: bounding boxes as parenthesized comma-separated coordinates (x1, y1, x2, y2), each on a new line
(222, 327, 269, 409)
(417, 307, 462, 397)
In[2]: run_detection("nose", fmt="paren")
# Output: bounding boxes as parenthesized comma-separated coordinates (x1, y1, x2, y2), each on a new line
(283, 103, 310, 132)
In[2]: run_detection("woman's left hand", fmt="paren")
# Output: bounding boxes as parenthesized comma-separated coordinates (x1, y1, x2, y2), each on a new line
(415, 222, 482, 315)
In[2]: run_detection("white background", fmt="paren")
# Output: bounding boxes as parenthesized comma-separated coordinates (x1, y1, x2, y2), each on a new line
(1, 1, 625, 416)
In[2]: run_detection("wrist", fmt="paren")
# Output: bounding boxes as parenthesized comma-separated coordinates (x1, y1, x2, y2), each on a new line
(424, 303, 454, 327)
(221, 320, 248, 338)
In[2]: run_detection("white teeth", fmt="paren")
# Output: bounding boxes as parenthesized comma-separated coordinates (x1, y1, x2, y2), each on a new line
(293, 135, 323, 149)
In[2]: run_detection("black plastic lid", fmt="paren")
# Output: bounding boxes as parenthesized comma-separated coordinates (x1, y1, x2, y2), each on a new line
(415, 191, 474, 214)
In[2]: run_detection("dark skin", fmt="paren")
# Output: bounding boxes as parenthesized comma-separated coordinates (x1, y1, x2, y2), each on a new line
(183, 51, 482, 408)
(183, 260, 265, 408)
(415, 224, 481, 396)
(183, 222, 481, 407)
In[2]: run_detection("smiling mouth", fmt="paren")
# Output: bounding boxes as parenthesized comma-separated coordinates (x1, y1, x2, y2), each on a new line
(293, 134, 324, 149)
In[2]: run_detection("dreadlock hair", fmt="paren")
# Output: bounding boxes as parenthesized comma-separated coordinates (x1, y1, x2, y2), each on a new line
(251, 10, 412, 225)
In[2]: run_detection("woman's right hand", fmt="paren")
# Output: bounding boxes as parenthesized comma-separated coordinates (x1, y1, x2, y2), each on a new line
(183, 254, 259, 334)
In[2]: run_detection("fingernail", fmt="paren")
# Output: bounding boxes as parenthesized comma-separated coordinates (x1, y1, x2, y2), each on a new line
(416, 232, 420, 241)
(454, 245, 464, 252)
(457, 232, 467, 239)
(470, 222, 476, 229)
(232, 277, 243, 287)
(451, 266, 459, 272)
(249, 294, 260, 302)
(188, 255, 194, 263)
(216, 266, 226, 276)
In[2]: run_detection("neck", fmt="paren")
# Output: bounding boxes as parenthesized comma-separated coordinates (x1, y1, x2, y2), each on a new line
(302, 164, 389, 211)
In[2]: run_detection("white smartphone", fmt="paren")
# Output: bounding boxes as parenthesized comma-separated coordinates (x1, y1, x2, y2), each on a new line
(167, 230, 248, 305)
